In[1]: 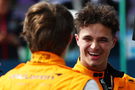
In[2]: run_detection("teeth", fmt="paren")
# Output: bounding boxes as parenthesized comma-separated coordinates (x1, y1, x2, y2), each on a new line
(89, 52, 99, 56)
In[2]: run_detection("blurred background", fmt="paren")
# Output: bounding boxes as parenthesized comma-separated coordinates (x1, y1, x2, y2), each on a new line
(0, 0, 135, 77)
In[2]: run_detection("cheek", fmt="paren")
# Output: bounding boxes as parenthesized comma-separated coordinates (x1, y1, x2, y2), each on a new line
(78, 39, 87, 47)
(78, 41, 89, 53)
(102, 44, 113, 54)
(80, 42, 89, 50)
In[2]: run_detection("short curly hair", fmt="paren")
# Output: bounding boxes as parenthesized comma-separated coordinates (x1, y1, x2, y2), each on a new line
(75, 2, 119, 36)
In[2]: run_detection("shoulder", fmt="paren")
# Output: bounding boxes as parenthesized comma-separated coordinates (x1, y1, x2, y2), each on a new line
(60, 65, 90, 79)
(14, 63, 25, 69)
(123, 74, 135, 83)
(65, 71, 99, 90)
(53, 65, 96, 89)
(0, 63, 25, 78)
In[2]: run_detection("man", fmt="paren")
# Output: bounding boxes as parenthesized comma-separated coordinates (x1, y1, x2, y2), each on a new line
(73, 2, 135, 90)
(0, 1, 99, 90)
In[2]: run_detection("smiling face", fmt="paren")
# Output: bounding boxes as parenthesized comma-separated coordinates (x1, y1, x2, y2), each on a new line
(75, 23, 117, 71)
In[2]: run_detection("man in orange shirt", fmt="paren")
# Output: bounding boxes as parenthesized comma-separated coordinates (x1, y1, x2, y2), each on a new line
(0, 1, 98, 90)
(73, 2, 135, 90)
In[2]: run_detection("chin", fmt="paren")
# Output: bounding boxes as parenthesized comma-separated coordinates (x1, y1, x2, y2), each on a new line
(89, 62, 99, 67)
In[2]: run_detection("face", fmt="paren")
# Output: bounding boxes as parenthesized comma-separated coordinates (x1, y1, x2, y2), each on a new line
(75, 23, 116, 71)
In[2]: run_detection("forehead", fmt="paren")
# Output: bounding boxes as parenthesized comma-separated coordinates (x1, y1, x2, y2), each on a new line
(79, 23, 113, 38)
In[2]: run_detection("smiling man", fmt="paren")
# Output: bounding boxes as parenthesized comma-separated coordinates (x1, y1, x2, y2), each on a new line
(73, 2, 135, 90)
(75, 23, 116, 72)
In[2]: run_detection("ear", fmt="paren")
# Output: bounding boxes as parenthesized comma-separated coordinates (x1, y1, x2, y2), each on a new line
(112, 37, 117, 48)
(75, 34, 79, 46)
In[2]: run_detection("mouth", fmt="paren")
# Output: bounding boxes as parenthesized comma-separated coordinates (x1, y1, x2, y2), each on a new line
(88, 52, 100, 60)
(88, 52, 100, 56)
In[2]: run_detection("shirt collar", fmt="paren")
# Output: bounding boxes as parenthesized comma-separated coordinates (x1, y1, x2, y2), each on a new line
(73, 58, 104, 78)
(29, 51, 66, 65)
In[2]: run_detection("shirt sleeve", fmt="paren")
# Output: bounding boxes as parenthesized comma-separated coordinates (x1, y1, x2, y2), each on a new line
(84, 80, 99, 90)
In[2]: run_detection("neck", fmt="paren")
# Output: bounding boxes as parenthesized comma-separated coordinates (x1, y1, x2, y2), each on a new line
(81, 61, 107, 72)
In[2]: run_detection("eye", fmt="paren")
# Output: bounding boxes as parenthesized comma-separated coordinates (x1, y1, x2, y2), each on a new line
(99, 38, 108, 42)
(83, 36, 92, 42)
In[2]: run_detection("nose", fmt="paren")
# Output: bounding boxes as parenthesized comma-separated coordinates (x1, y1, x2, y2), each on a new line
(90, 41, 100, 50)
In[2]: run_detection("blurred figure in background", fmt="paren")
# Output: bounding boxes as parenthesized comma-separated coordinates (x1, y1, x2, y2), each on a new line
(0, 0, 28, 76)
(46, 0, 73, 9)
(0, 0, 24, 60)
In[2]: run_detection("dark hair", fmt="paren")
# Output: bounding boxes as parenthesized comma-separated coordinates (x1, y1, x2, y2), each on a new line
(21, 2, 74, 56)
(75, 2, 119, 36)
